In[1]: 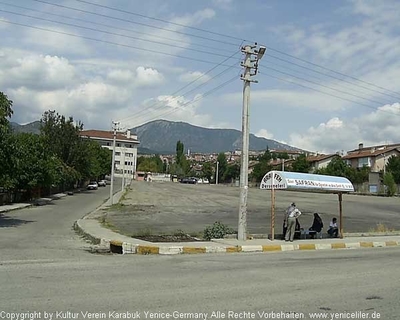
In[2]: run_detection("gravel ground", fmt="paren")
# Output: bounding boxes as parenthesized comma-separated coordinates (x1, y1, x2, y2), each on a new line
(104, 181, 400, 237)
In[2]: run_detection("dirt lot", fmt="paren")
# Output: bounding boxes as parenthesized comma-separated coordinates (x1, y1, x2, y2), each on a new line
(104, 181, 400, 238)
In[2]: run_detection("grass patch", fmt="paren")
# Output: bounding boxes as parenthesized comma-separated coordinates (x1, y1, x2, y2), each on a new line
(368, 223, 395, 233)
(108, 203, 126, 211)
(133, 227, 154, 237)
(98, 215, 120, 233)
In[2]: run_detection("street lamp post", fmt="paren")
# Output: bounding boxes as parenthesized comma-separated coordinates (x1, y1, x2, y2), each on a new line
(237, 44, 266, 241)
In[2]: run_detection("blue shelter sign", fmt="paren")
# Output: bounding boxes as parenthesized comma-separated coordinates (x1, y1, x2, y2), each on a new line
(260, 171, 354, 193)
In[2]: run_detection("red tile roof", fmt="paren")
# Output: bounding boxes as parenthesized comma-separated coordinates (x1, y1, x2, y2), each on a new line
(80, 130, 139, 143)
(343, 147, 400, 160)
(307, 154, 337, 162)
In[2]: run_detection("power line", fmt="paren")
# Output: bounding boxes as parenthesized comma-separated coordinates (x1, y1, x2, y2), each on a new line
(30, 0, 241, 47)
(66, 0, 400, 98)
(0, 1, 236, 54)
(264, 53, 400, 101)
(258, 71, 400, 117)
(31, 0, 400, 98)
(74, 0, 248, 42)
(0, 9, 239, 60)
(130, 75, 238, 128)
(265, 46, 400, 97)
(261, 65, 394, 106)
(119, 51, 241, 124)
(0, 19, 241, 66)
(262, 58, 395, 105)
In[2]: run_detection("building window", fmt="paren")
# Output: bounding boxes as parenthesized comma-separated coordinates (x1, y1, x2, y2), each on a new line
(358, 157, 370, 168)
(115, 152, 120, 156)
(115, 161, 120, 165)
(117, 143, 120, 147)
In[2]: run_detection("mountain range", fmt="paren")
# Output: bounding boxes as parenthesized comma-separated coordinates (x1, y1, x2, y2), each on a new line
(10, 119, 301, 154)
(130, 120, 301, 154)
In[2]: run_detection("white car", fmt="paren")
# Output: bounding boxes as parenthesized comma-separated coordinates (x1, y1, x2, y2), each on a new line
(98, 180, 107, 187)
(87, 181, 98, 190)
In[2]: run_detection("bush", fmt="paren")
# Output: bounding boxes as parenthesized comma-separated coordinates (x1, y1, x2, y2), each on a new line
(203, 221, 235, 240)
(383, 173, 397, 196)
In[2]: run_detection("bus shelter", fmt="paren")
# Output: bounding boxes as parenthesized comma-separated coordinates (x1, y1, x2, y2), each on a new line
(260, 171, 354, 240)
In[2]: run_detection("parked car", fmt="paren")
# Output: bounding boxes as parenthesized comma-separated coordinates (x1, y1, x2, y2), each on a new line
(197, 178, 210, 184)
(98, 180, 107, 187)
(179, 177, 197, 184)
(87, 181, 98, 190)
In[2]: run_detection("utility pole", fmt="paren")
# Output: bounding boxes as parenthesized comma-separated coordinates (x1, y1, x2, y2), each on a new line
(121, 148, 126, 190)
(237, 44, 266, 241)
(109, 121, 120, 205)
(216, 161, 219, 185)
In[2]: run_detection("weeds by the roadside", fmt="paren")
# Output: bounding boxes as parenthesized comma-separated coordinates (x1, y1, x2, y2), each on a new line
(368, 223, 395, 233)
(133, 227, 153, 237)
(98, 215, 120, 233)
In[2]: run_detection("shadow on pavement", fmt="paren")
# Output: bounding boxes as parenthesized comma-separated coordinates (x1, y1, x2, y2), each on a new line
(0, 213, 34, 228)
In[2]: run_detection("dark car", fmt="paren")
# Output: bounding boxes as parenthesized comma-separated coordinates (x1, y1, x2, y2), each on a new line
(179, 177, 198, 184)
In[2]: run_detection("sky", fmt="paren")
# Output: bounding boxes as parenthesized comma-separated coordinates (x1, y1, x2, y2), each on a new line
(1, 0, 400, 154)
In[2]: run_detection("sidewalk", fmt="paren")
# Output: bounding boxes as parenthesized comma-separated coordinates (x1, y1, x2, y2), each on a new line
(0, 193, 68, 214)
(76, 216, 400, 255)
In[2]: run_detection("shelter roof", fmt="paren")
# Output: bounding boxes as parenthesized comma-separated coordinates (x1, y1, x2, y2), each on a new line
(260, 170, 354, 193)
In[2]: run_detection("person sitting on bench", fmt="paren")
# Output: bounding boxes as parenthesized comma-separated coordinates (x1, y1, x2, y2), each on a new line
(309, 213, 323, 239)
(328, 217, 339, 238)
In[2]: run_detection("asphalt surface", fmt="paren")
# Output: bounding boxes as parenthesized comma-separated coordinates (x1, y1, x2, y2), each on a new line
(1, 180, 399, 318)
(105, 182, 400, 237)
(1, 247, 399, 319)
(0, 184, 118, 262)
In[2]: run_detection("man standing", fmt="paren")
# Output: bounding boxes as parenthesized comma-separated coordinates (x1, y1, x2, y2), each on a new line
(285, 202, 301, 242)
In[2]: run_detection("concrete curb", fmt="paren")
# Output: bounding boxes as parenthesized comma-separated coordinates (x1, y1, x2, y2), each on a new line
(106, 239, 400, 255)
(75, 216, 400, 256)
(0, 203, 33, 214)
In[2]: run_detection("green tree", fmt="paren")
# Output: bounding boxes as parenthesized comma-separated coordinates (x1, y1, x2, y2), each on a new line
(250, 150, 273, 182)
(386, 155, 400, 184)
(201, 162, 213, 182)
(174, 140, 189, 176)
(216, 153, 228, 183)
(291, 154, 311, 173)
(383, 172, 397, 196)
(176, 140, 184, 166)
(223, 163, 240, 182)
(0, 92, 14, 189)
(137, 156, 163, 173)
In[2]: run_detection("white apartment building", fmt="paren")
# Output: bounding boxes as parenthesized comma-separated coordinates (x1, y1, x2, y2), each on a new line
(80, 129, 140, 178)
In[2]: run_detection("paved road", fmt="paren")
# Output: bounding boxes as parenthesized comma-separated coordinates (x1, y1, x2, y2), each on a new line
(1, 180, 399, 318)
(1, 247, 399, 319)
(106, 182, 400, 237)
(0, 184, 118, 262)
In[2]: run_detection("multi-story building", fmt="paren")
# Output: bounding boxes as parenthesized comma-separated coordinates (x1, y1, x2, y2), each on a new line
(343, 143, 400, 172)
(80, 130, 140, 178)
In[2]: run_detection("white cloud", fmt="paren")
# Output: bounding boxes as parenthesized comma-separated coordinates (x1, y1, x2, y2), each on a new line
(23, 26, 92, 56)
(255, 129, 274, 139)
(179, 71, 211, 83)
(223, 89, 348, 112)
(107, 69, 135, 84)
(135, 67, 164, 87)
(123, 94, 213, 129)
(289, 103, 400, 153)
(0, 50, 77, 90)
